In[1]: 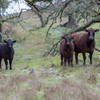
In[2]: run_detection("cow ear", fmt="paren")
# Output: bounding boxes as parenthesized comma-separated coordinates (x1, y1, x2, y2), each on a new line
(70, 37, 74, 42)
(85, 29, 89, 32)
(4, 40, 7, 43)
(13, 40, 16, 43)
(95, 29, 99, 32)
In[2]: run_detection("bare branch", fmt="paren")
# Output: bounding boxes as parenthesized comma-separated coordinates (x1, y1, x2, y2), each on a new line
(70, 17, 100, 33)
(1, 9, 23, 23)
(45, 16, 100, 56)
(59, 0, 74, 22)
(46, 0, 74, 36)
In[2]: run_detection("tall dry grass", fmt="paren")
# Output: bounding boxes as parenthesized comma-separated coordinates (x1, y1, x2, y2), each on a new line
(44, 79, 100, 100)
(0, 68, 41, 100)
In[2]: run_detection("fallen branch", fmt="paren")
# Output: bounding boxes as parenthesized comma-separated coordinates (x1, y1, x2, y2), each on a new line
(43, 39, 61, 56)
(95, 48, 100, 52)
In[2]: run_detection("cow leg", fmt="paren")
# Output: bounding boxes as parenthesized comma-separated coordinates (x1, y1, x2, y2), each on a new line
(68, 58, 70, 66)
(75, 52, 79, 64)
(64, 57, 67, 67)
(82, 53, 86, 65)
(60, 54, 63, 66)
(70, 57, 73, 67)
(89, 52, 93, 64)
(0, 59, 2, 70)
(4, 58, 8, 70)
(9, 59, 13, 70)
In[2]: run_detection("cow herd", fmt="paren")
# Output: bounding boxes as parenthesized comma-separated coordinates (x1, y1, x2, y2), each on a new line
(0, 28, 99, 70)
(60, 28, 99, 67)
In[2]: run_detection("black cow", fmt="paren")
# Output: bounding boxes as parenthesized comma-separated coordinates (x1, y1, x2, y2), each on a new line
(0, 39, 16, 70)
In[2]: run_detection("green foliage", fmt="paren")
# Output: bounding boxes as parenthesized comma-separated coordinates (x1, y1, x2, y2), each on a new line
(63, 0, 100, 23)
(25, 0, 52, 3)
(0, 0, 18, 16)
(0, 0, 9, 10)
(0, 0, 19, 41)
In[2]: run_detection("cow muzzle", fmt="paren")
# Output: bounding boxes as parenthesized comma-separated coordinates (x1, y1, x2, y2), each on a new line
(89, 36, 94, 40)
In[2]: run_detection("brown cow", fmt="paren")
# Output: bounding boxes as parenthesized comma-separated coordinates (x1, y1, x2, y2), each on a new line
(60, 36, 74, 67)
(70, 28, 99, 65)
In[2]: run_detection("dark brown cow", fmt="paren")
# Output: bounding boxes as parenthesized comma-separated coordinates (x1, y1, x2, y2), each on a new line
(70, 28, 99, 65)
(60, 36, 74, 67)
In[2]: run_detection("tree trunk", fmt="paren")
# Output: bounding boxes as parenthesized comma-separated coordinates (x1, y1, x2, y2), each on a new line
(0, 23, 2, 32)
(58, 15, 78, 28)
(0, 14, 2, 42)
(30, 5, 45, 27)
(0, 23, 2, 42)
(33, 9, 45, 27)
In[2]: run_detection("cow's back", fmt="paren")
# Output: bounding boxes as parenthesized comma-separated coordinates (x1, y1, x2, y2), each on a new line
(69, 33, 95, 53)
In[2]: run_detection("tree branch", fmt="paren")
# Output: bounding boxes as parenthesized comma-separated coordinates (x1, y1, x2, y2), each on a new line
(46, 0, 74, 36)
(66, 16, 100, 35)
(59, 0, 74, 22)
(95, 48, 100, 52)
(45, 16, 100, 56)
(0, 9, 23, 23)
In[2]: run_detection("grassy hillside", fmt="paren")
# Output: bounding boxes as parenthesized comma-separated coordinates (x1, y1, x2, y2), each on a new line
(0, 11, 100, 99)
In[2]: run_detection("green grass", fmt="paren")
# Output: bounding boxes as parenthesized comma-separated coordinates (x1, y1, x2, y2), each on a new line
(0, 18, 100, 100)
(13, 24, 100, 85)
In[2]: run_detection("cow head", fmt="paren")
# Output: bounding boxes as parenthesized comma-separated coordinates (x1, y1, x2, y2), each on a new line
(4, 39, 16, 48)
(85, 28, 99, 41)
(62, 36, 74, 48)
